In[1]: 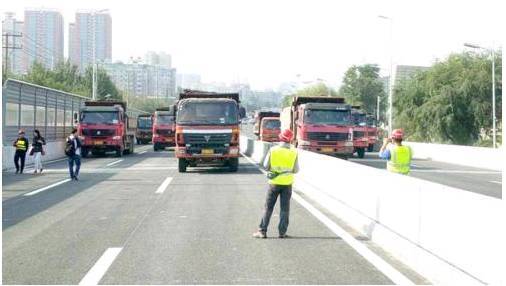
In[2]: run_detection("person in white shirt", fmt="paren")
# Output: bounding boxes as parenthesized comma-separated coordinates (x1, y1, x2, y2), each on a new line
(66, 128, 82, 181)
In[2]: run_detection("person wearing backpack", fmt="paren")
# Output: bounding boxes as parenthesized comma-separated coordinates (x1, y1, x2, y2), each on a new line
(66, 128, 82, 181)
(31, 129, 46, 174)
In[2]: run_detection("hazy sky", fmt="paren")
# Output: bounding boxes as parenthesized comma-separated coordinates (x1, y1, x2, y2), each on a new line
(1, 0, 503, 89)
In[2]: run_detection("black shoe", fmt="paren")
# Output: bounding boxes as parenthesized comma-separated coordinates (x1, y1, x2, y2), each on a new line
(279, 234, 289, 239)
(15, 169, 19, 174)
(74, 176, 79, 181)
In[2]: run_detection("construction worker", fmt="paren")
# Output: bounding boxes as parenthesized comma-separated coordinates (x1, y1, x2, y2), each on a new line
(13, 129, 29, 174)
(379, 128, 412, 175)
(253, 129, 299, 239)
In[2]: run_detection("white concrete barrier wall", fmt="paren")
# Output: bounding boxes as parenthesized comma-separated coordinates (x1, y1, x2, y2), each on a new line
(406, 141, 503, 171)
(240, 135, 504, 285)
(2, 141, 66, 171)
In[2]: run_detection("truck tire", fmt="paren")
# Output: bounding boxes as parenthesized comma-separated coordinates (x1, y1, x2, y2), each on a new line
(367, 144, 374, 152)
(178, 159, 187, 173)
(154, 143, 159, 151)
(116, 148, 123, 157)
(357, 148, 365, 158)
(228, 158, 239, 172)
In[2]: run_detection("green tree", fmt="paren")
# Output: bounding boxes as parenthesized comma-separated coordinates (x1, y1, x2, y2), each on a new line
(394, 51, 502, 146)
(339, 64, 386, 119)
(83, 66, 122, 100)
(281, 83, 339, 107)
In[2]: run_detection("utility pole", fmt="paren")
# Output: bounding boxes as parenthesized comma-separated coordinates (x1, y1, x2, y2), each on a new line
(2, 32, 22, 76)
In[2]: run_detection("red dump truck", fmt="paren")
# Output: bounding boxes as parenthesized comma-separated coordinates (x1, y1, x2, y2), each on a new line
(259, 117, 281, 142)
(152, 106, 176, 151)
(76, 101, 136, 157)
(175, 90, 243, 172)
(366, 114, 378, 152)
(136, 114, 153, 144)
(351, 106, 369, 158)
(280, 96, 354, 159)
(253, 111, 280, 141)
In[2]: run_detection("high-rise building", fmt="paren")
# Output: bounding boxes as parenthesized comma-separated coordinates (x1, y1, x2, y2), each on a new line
(144, 51, 172, 68)
(2, 12, 24, 74)
(22, 8, 64, 72)
(69, 10, 112, 71)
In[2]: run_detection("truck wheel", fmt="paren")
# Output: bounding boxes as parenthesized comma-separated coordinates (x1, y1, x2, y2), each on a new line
(178, 159, 187, 173)
(154, 143, 159, 151)
(367, 144, 374, 152)
(357, 148, 365, 158)
(116, 148, 123, 157)
(228, 158, 239, 172)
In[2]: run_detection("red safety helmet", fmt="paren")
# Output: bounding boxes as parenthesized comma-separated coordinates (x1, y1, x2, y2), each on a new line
(279, 129, 293, 142)
(391, 128, 404, 140)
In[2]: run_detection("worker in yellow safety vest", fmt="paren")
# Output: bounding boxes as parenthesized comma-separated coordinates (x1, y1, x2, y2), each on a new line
(12, 129, 29, 174)
(253, 129, 299, 239)
(379, 128, 412, 175)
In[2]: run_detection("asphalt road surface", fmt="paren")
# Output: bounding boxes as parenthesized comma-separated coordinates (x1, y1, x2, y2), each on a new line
(2, 144, 427, 284)
(241, 123, 502, 199)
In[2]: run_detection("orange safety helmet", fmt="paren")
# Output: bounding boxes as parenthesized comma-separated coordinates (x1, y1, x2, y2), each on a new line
(391, 128, 404, 140)
(279, 129, 294, 142)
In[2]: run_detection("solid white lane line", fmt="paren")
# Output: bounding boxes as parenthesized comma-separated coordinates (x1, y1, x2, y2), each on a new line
(155, 177, 173, 194)
(490, 181, 502, 185)
(106, 159, 123, 167)
(138, 150, 147, 154)
(240, 153, 415, 285)
(411, 169, 500, 174)
(24, 178, 72, 196)
(79, 247, 122, 285)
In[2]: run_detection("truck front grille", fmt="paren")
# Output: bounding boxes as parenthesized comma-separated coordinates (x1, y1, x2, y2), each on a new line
(307, 132, 348, 141)
(183, 133, 232, 144)
(353, 131, 366, 138)
(82, 129, 115, 137)
(156, 129, 173, 136)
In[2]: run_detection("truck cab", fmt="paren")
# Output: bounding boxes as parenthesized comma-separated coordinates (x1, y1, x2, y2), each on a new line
(77, 101, 135, 157)
(351, 107, 369, 158)
(152, 106, 176, 151)
(253, 111, 280, 140)
(136, 114, 152, 144)
(260, 117, 281, 142)
(366, 115, 378, 152)
(175, 90, 242, 172)
(281, 96, 354, 159)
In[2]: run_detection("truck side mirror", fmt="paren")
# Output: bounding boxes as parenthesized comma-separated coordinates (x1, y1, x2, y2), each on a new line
(73, 112, 78, 123)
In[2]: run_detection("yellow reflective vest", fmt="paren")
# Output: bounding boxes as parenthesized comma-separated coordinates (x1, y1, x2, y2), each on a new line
(268, 145, 298, 185)
(387, 145, 412, 175)
(14, 138, 28, 151)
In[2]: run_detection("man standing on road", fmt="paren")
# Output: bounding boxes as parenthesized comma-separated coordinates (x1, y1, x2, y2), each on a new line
(379, 128, 412, 175)
(253, 129, 299, 239)
(66, 128, 82, 181)
(13, 129, 29, 174)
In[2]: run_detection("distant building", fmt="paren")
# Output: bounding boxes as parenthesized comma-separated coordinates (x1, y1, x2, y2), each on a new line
(69, 10, 112, 71)
(144, 51, 172, 68)
(2, 12, 24, 74)
(176, 74, 202, 90)
(103, 62, 177, 99)
(23, 8, 64, 71)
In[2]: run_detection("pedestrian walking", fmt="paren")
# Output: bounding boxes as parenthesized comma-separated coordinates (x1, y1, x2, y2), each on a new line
(13, 129, 29, 174)
(253, 129, 299, 239)
(379, 128, 412, 175)
(31, 129, 46, 174)
(66, 128, 82, 181)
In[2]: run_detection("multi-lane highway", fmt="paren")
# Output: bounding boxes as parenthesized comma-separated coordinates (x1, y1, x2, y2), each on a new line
(241, 123, 502, 199)
(2, 144, 428, 284)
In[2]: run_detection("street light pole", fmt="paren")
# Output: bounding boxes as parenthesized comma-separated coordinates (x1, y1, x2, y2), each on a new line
(464, 43, 497, 148)
(91, 9, 108, 101)
(379, 15, 393, 134)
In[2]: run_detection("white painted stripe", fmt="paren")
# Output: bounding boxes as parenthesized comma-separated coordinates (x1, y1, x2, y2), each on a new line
(411, 169, 500, 174)
(293, 194, 414, 285)
(490, 181, 502, 185)
(155, 177, 173, 194)
(106, 159, 123, 167)
(241, 152, 414, 285)
(182, 129, 232, 134)
(22, 167, 177, 173)
(24, 178, 72, 196)
(138, 150, 147, 154)
(79, 247, 122, 285)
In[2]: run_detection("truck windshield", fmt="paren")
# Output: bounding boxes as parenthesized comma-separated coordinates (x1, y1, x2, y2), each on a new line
(137, 117, 152, 128)
(81, 111, 119, 124)
(177, 101, 238, 125)
(352, 113, 367, 126)
(304, 109, 350, 125)
(263, 120, 280, 129)
(156, 114, 174, 125)
(367, 117, 377, 127)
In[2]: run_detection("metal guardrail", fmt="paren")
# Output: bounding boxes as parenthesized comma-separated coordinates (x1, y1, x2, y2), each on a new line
(2, 79, 88, 145)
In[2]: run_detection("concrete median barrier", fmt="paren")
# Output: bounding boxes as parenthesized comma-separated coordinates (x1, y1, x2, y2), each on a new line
(2, 141, 66, 171)
(240, 135, 504, 285)
(406, 141, 503, 171)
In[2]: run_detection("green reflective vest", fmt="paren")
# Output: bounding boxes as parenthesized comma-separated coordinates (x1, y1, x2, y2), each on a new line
(268, 146, 298, 185)
(387, 145, 412, 175)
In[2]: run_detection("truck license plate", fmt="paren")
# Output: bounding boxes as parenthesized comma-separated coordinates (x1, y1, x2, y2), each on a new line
(94, 140, 103, 145)
(321, 147, 334, 153)
(201, 149, 214, 155)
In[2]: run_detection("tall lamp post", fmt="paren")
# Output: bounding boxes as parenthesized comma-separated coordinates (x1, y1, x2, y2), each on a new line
(464, 43, 497, 148)
(378, 15, 393, 134)
(92, 9, 109, 100)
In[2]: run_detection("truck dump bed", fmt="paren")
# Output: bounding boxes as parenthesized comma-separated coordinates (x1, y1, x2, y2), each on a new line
(292, 96, 345, 107)
(179, 90, 240, 103)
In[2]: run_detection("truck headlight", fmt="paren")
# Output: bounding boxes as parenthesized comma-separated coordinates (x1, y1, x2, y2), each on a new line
(298, 139, 311, 146)
(113, 136, 121, 140)
(229, 147, 239, 155)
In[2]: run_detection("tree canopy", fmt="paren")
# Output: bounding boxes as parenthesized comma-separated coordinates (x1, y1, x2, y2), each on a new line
(281, 83, 339, 107)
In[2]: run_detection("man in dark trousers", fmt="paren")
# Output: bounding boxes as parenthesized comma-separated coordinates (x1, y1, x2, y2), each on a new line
(13, 129, 29, 174)
(66, 128, 82, 181)
(253, 129, 299, 239)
